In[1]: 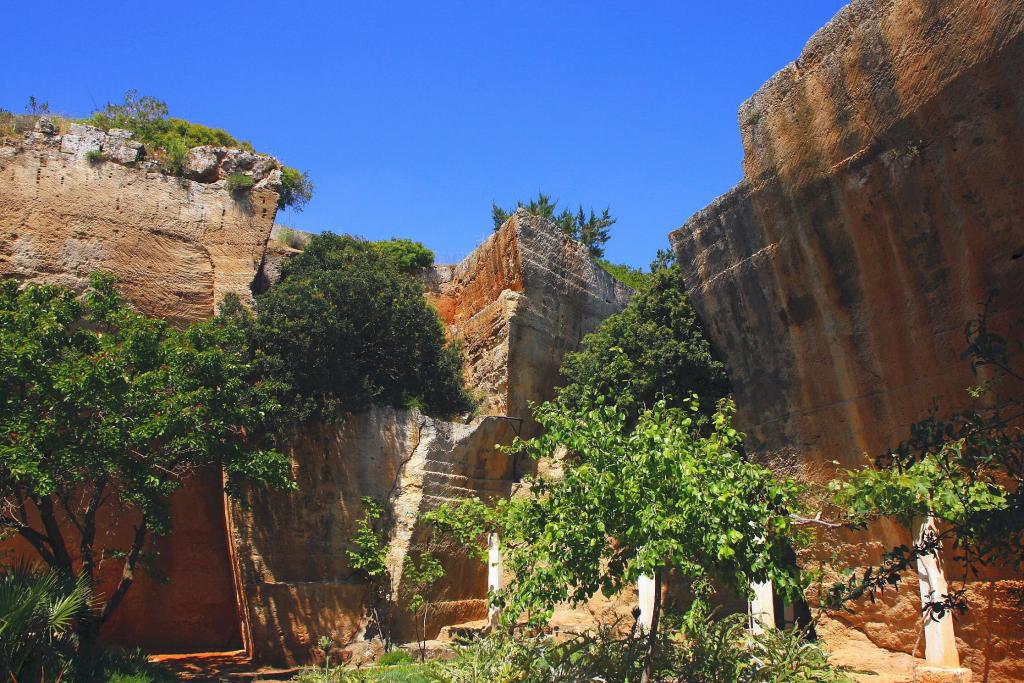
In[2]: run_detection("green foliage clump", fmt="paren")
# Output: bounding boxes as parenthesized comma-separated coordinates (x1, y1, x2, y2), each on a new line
(279, 166, 315, 212)
(0, 562, 90, 681)
(377, 650, 414, 667)
(492, 192, 615, 258)
(373, 238, 435, 273)
(226, 172, 256, 194)
(235, 232, 472, 423)
(85, 149, 105, 164)
(347, 497, 389, 580)
(433, 397, 806, 629)
(597, 258, 650, 289)
(557, 251, 729, 424)
(0, 274, 293, 645)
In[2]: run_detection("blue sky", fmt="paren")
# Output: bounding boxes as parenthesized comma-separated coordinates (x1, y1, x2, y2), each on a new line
(5, 1, 847, 267)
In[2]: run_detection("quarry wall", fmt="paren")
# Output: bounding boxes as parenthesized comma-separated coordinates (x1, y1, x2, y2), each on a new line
(233, 212, 631, 665)
(669, 0, 1024, 679)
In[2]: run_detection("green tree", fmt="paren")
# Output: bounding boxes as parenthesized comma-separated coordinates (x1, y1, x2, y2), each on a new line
(372, 238, 435, 273)
(492, 192, 615, 258)
(400, 551, 445, 662)
(433, 396, 806, 667)
(828, 293, 1024, 618)
(234, 232, 472, 423)
(0, 274, 292, 648)
(557, 252, 729, 425)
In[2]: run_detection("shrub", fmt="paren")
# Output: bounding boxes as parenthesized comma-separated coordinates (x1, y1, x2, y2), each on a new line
(226, 172, 256, 194)
(373, 238, 435, 273)
(85, 149, 105, 164)
(280, 166, 315, 211)
(233, 232, 473, 423)
(275, 226, 310, 249)
(492, 192, 615, 258)
(597, 258, 650, 289)
(557, 251, 729, 424)
(84, 90, 314, 209)
(0, 562, 91, 681)
(377, 650, 414, 666)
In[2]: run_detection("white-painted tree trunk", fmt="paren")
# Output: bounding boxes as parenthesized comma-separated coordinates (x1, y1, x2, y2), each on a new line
(637, 573, 656, 633)
(749, 580, 776, 635)
(487, 532, 503, 629)
(913, 516, 961, 669)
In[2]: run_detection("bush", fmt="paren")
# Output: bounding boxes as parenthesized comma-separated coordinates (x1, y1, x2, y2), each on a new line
(85, 149, 105, 164)
(557, 251, 729, 424)
(84, 90, 314, 209)
(0, 562, 91, 681)
(377, 650, 414, 666)
(597, 258, 650, 289)
(491, 192, 614, 258)
(373, 238, 435, 273)
(280, 166, 315, 211)
(230, 233, 473, 423)
(226, 172, 255, 194)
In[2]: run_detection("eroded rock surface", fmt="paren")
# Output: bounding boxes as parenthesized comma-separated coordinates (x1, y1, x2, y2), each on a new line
(428, 209, 632, 430)
(0, 120, 280, 324)
(669, 0, 1024, 679)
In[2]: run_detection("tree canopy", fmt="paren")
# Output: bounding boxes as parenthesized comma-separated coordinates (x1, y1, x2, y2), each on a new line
(431, 396, 807, 626)
(556, 252, 729, 425)
(231, 232, 472, 423)
(0, 274, 292, 640)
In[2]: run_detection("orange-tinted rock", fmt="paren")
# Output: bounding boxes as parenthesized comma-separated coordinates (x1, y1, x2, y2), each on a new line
(669, 0, 1024, 679)
(427, 209, 631, 430)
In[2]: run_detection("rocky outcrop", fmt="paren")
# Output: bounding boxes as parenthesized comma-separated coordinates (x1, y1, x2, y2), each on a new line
(0, 120, 280, 324)
(669, 0, 1024, 679)
(427, 209, 632, 431)
(228, 409, 519, 665)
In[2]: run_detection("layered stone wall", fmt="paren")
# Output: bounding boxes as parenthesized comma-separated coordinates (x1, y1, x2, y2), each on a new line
(0, 120, 280, 324)
(669, 0, 1024, 679)
(428, 210, 632, 430)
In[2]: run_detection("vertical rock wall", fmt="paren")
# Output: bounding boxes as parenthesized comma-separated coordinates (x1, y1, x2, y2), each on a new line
(428, 209, 632, 431)
(669, 0, 1024, 679)
(0, 122, 278, 324)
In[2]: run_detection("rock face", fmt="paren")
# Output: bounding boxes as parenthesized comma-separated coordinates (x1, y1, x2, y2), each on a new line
(427, 209, 632, 431)
(229, 214, 631, 665)
(669, 0, 1024, 679)
(0, 120, 280, 324)
(228, 409, 518, 665)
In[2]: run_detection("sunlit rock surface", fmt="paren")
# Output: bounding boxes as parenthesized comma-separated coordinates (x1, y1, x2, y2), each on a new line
(670, 0, 1024, 679)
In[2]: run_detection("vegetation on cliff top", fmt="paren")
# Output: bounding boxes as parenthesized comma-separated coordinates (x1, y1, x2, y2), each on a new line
(226, 232, 471, 423)
(2, 92, 314, 211)
(492, 192, 615, 259)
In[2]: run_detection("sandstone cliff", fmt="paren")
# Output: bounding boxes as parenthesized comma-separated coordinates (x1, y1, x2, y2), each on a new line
(427, 209, 632, 431)
(0, 119, 281, 324)
(669, 0, 1024, 679)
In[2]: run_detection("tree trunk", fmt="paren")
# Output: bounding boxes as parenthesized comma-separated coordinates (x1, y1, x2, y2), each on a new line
(639, 569, 662, 683)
